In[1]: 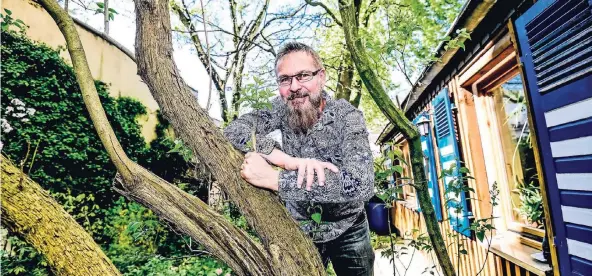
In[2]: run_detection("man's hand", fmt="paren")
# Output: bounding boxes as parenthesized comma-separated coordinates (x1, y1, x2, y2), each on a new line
(241, 152, 280, 191)
(284, 157, 339, 191)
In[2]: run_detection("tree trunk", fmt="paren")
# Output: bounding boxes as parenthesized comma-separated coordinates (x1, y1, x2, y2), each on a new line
(103, 0, 109, 34)
(133, 0, 324, 274)
(338, 1, 455, 275)
(37, 0, 303, 275)
(39, 0, 324, 274)
(351, 79, 362, 108)
(0, 156, 121, 276)
(231, 55, 245, 120)
(335, 53, 355, 103)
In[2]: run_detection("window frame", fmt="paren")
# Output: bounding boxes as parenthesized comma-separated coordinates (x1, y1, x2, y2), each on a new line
(459, 39, 545, 241)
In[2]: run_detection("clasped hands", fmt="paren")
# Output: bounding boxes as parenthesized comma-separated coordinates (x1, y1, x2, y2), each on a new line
(240, 152, 338, 191)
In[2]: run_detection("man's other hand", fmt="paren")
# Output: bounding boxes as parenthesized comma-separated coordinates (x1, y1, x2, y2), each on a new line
(284, 157, 339, 191)
(241, 152, 280, 191)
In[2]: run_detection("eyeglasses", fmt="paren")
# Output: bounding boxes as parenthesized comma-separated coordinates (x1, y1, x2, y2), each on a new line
(277, 69, 322, 87)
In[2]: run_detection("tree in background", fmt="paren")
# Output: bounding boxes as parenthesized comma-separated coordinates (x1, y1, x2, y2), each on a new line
(171, 0, 326, 123)
(304, 1, 466, 275)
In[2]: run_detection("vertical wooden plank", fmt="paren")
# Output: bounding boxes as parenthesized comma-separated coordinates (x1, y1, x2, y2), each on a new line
(468, 239, 475, 276)
(488, 251, 497, 276)
(472, 238, 483, 275)
(515, 263, 522, 276)
(495, 255, 503, 276)
(505, 259, 512, 276)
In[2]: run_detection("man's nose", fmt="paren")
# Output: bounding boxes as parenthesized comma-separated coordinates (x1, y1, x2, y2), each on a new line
(289, 76, 302, 92)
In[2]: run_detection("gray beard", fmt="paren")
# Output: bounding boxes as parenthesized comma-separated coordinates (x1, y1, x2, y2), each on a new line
(287, 91, 323, 134)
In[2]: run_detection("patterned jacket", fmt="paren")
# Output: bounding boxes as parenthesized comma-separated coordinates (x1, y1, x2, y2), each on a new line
(223, 92, 374, 242)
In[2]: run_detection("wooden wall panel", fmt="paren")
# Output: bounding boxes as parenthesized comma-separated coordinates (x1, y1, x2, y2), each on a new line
(391, 202, 543, 276)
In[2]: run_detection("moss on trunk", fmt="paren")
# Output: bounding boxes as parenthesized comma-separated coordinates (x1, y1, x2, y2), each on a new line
(1, 156, 121, 276)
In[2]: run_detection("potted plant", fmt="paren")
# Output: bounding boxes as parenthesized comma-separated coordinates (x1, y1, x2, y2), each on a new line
(366, 150, 404, 236)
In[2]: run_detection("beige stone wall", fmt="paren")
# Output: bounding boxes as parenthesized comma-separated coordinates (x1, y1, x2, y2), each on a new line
(4, 0, 159, 142)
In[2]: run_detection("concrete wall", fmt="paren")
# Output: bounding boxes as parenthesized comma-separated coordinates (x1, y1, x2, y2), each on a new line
(4, 0, 160, 142)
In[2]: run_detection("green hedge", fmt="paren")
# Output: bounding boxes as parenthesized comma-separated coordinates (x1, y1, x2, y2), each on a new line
(1, 21, 222, 275)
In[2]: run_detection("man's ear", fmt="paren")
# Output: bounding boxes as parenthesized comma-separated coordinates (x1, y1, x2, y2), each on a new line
(319, 69, 327, 86)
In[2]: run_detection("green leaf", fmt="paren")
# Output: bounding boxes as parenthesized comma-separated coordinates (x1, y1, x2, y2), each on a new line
(476, 231, 485, 242)
(311, 213, 322, 224)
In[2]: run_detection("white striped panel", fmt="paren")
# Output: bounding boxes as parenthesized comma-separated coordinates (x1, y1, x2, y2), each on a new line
(557, 173, 592, 191)
(442, 161, 456, 170)
(544, 97, 592, 127)
(550, 136, 592, 158)
(562, 206, 592, 228)
(440, 145, 453, 156)
(567, 238, 592, 261)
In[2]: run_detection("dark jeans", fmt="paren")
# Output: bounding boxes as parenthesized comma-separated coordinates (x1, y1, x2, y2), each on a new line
(315, 212, 375, 276)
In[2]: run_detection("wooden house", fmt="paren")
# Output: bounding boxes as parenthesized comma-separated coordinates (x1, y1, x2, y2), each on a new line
(377, 0, 591, 275)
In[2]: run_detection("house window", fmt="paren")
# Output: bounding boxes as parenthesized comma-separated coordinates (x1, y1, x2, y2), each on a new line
(459, 38, 546, 244)
(492, 74, 544, 231)
(471, 67, 546, 243)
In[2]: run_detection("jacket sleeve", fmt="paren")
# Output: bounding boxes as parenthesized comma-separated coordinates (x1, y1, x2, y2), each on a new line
(223, 96, 285, 154)
(277, 109, 375, 203)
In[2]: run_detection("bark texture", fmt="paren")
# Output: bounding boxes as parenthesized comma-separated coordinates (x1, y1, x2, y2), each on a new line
(37, 0, 295, 275)
(335, 55, 356, 104)
(0, 156, 121, 276)
(338, 1, 455, 275)
(133, 0, 325, 275)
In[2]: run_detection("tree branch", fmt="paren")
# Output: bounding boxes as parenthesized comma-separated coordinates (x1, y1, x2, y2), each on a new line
(132, 0, 325, 274)
(305, 0, 342, 26)
(37, 0, 284, 274)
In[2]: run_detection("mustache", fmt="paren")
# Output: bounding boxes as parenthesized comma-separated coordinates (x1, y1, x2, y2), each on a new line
(287, 91, 310, 100)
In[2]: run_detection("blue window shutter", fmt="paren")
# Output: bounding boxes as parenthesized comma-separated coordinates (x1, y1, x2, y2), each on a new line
(432, 88, 471, 237)
(413, 113, 443, 221)
(515, 0, 592, 274)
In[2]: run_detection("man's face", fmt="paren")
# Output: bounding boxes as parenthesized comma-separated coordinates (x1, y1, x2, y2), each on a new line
(277, 51, 326, 107)
(276, 51, 326, 133)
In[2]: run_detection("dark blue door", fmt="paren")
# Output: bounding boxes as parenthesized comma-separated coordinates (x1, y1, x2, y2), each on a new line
(515, 0, 592, 274)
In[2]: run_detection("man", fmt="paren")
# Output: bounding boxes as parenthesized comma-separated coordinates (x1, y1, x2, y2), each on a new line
(224, 42, 375, 275)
